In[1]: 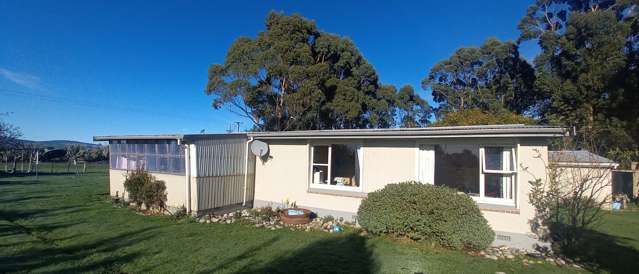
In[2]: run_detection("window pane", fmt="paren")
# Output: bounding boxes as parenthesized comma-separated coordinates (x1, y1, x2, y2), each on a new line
(146, 143, 157, 155)
(484, 147, 514, 171)
(117, 155, 127, 169)
(171, 156, 184, 173)
(126, 155, 138, 170)
(312, 165, 329, 184)
(158, 156, 169, 172)
(434, 144, 479, 196)
(330, 144, 359, 187)
(485, 147, 504, 170)
(313, 146, 329, 164)
(110, 153, 118, 168)
(484, 174, 512, 198)
(146, 155, 158, 171)
(157, 142, 168, 155)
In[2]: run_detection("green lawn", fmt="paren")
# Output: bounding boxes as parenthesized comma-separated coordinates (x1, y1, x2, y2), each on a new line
(0, 164, 633, 273)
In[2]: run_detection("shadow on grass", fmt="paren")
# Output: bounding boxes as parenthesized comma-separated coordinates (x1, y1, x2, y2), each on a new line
(0, 226, 160, 273)
(237, 234, 378, 274)
(561, 228, 639, 274)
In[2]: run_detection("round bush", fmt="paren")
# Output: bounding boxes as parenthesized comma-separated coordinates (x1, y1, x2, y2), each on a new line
(357, 181, 494, 250)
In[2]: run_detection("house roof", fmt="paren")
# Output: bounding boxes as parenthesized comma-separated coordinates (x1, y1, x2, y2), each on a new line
(247, 124, 566, 140)
(549, 150, 618, 168)
(549, 150, 616, 163)
(93, 133, 247, 142)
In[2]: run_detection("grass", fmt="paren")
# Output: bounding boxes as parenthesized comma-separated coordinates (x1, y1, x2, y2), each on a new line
(0, 163, 633, 273)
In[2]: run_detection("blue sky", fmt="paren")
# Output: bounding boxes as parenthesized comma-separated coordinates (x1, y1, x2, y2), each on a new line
(0, 1, 538, 142)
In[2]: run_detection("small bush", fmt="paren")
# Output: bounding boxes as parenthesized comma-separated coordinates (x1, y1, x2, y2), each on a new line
(357, 181, 494, 250)
(123, 168, 153, 208)
(123, 168, 167, 212)
(142, 179, 167, 211)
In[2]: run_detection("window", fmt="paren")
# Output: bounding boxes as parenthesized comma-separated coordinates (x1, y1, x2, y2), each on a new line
(433, 144, 480, 196)
(429, 144, 516, 205)
(109, 140, 185, 175)
(481, 147, 516, 203)
(310, 144, 362, 191)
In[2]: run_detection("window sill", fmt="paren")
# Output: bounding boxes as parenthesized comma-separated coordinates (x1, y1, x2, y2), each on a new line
(477, 203, 520, 214)
(307, 188, 367, 198)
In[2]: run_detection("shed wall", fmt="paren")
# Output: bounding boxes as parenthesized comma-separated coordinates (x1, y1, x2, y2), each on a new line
(193, 137, 255, 212)
(109, 169, 187, 209)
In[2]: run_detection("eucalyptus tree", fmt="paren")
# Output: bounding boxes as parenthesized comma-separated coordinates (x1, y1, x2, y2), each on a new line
(422, 38, 537, 117)
(206, 12, 428, 130)
(395, 85, 432, 127)
(518, 0, 639, 151)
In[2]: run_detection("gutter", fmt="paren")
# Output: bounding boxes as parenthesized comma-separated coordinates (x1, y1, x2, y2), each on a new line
(242, 136, 254, 206)
(185, 142, 192, 213)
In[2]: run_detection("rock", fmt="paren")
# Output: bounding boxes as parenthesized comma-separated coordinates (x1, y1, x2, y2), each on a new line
(545, 258, 554, 262)
(255, 223, 263, 228)
(495, 272, 506, 274)
(198, 219, 206, 223)
(506, 254, 515, 259)
(555, 258, 565, 266)
(484, 255, 498, 260)
(210, 217, 219, 223)
(206, 220, 211, 224)
(479, 250, 486, 256)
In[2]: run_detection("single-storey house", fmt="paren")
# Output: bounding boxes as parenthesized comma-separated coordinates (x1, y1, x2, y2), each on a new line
(95, 124, 566, 249)
(247, 124, 565, 248)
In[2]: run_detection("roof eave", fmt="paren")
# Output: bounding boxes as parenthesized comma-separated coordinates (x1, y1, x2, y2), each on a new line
(93, 135, 184, 141)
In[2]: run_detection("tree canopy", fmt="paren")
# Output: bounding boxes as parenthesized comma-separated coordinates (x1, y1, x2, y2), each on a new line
(421, 38, 538, 117)
(206, 12, 430, 131)
(433, 108, 537, 127)
(518, 0, 639, 151)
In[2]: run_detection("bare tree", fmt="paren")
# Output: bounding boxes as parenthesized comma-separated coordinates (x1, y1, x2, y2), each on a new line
(526, 135, 615, 249)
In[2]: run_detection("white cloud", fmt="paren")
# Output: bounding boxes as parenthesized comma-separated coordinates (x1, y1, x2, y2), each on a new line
(0, 67, 41, 90)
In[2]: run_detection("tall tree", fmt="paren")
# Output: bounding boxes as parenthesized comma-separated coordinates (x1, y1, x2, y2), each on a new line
(395, 85, 432, 127)
(206, 12, 423, 131)
(518, 0, 639, 151)
(421, 38, 538, 117)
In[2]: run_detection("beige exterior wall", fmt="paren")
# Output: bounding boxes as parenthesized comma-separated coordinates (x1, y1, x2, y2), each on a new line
(481, 141, 547, 234)
(253, 137, 552, 236)
(553, 165, 614, 208)
(109, 169, 188, 209)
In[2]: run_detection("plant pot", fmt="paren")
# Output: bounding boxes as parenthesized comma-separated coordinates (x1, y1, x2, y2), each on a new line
(280, 208, 312, 225)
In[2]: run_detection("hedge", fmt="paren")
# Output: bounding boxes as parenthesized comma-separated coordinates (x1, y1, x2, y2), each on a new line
(357, 181, 494, 250)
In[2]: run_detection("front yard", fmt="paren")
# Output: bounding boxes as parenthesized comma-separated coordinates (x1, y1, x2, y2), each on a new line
(0, 164, 636, 273)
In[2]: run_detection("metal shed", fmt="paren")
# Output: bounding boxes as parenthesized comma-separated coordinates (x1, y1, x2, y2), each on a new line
(94, 133, 255, 215)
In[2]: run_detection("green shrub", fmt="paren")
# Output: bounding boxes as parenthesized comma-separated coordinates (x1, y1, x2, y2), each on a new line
(123, 168, 153, 208)
(357, 181, 494, 250)
(142, 179, 167, 211)
(123, 168, 167, 212)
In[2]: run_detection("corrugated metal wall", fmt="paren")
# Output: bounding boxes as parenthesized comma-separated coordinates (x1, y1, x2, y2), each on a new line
(193, 137, 256, 212)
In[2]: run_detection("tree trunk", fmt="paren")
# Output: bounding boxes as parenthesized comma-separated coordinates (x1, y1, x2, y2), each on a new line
(27, 152, 32, 173)
(10, 157, 17, 173)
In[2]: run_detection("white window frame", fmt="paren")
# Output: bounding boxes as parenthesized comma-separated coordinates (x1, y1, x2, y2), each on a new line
(414, 141, 518, 207)
(477, 146, 517, 206)
(309, 142, 363, 192)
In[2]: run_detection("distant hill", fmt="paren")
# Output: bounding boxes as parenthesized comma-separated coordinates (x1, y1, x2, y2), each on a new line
(19, 139, 102, 149)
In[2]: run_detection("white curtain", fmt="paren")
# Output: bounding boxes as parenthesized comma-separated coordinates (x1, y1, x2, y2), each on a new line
(418, 145, 435, 184)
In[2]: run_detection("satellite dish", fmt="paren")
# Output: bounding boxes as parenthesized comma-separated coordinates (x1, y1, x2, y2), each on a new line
(250, 140, 269, 157)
